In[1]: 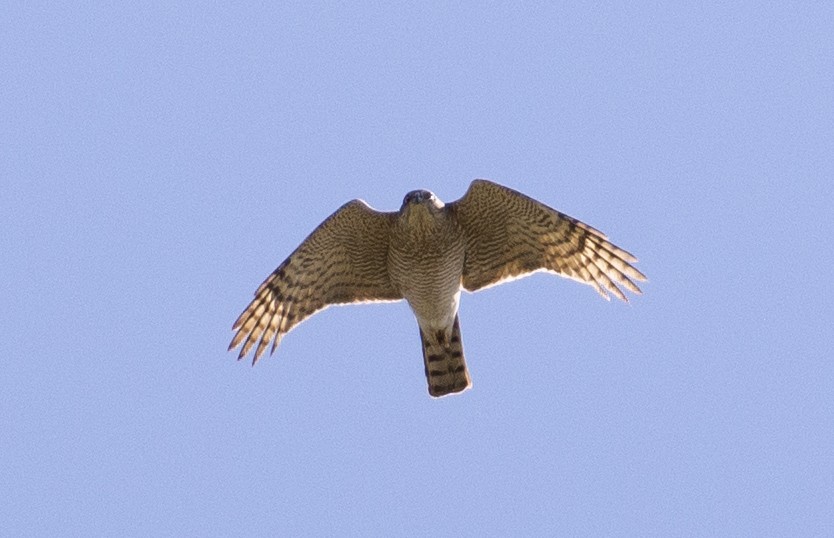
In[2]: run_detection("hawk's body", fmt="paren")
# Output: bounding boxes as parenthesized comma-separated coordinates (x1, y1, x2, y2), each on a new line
(389, 191, 469, 395)
(229, 179, 646, 397)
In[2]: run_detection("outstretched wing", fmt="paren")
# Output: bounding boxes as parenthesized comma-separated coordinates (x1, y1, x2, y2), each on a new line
(229, 200, 401, 364)
(449, 179, 646, 301)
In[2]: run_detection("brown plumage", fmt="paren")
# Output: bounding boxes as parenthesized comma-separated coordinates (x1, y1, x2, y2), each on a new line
(229, 179, 646, 397)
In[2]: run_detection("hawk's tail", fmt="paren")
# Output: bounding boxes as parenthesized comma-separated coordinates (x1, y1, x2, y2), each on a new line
(420, 315, 471, 397)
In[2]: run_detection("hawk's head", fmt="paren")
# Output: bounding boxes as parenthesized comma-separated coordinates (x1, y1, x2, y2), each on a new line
(401, 189, 445, 213)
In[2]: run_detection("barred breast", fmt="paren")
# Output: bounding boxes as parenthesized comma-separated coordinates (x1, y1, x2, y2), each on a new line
(387, 209, 466, 331)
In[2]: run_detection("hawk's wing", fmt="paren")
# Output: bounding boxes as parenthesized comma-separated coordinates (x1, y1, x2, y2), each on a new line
(449, 179, 646, 301)
(229, 200, 401, 363)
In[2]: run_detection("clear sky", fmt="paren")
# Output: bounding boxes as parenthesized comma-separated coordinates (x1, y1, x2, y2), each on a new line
(3, 2, 832, 536)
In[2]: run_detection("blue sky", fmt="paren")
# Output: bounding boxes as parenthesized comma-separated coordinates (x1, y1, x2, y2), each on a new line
(3, 2, 832, 536)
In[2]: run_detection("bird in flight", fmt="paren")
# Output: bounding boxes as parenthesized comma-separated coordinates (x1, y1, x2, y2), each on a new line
(229, 179, 646, 397)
